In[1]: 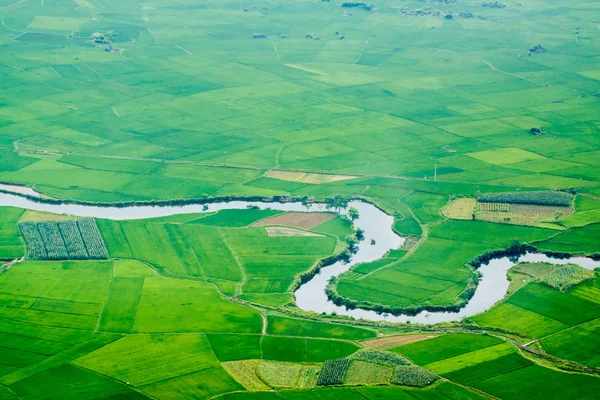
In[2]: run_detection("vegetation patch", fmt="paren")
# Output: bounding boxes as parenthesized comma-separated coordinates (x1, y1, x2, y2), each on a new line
(443, 198, 476, 220)
(510, 262, 594, 292)
(391, 365, 439, 387)
(478, 191, 573, 207)
(352, 349, 409, 366)
(344, 360, 393, 385)
(222, 360, 270, 391)
(317, 358, 351, 386)
(258, 360, 320, 388)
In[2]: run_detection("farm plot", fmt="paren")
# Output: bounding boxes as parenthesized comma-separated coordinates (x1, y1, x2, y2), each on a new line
(253, 212, 336, 229)
(391, 365, 439, 388)
(259, 361, 320, 388)
(266, 171, 358, 184)
(266, 316, 376, 340)
(317, 358, 351, 386)
(473, 201, 573, 227)
(19, 219, 108, 260)
(0, 207, 25, 260)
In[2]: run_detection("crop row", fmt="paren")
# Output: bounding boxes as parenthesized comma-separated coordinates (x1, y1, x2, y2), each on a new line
(317, 358, 351, 386)
(476, 202, 510, 212)
(478, 191, 573, 207)
(18, 222, 47, 259)
(19, 219, 108, 260)
(58, 220, 88, 259)
(37, 222, 69, 260)
(77, 218, 109, 259)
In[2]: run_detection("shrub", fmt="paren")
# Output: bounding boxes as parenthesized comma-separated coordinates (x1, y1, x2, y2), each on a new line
(538, 264, 594, 291)
(353, 349, 409, 366)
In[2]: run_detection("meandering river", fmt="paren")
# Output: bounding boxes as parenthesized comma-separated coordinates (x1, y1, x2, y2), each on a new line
(1, 184, 598, 324)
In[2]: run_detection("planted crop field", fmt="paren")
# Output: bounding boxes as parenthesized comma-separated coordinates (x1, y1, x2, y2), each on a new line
(478, 191, 573, 207)
(317, 358, 351, 386)
(19, 219, 108, 260)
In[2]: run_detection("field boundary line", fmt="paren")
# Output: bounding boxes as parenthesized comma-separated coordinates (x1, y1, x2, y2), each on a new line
(274, 142, 287, 168)
(95, 261, 115, 331)
(175, 45, 193, 55)
(74, 363, 161, 400)
(217, 228, 246, 297)
(180, 227, 208, 278)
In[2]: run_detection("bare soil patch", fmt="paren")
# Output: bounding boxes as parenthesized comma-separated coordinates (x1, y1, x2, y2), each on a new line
(254, 212, 335, 229)
(362, 334, 440, 350)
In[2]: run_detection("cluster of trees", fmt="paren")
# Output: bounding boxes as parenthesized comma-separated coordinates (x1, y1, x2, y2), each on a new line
(341, 1, 374, 10)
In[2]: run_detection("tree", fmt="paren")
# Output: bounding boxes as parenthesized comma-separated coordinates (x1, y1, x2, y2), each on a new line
(325, 195, 349, 212)
(348, 207, 359, 221)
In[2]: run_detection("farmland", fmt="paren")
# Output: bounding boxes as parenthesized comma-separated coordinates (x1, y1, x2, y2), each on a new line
(1, 0, 600, 398)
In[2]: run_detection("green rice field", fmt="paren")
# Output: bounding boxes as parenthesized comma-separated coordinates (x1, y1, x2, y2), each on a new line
(1, 0, 600, 398)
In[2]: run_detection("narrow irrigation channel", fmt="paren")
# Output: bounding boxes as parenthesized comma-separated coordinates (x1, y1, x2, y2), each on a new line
(1, 185, 598, 324)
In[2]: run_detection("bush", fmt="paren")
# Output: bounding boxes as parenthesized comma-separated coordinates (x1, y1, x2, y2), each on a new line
(478, 191, 573, 207)
(317, 358, 351, 386)
(538, 264, 594, 291)
(391, 365, 439, 387)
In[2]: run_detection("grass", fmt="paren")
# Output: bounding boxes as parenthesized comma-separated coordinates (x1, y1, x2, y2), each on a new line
(472, 302, 567, 338)
(266, 316, 376, 340)
(473, 364, 600, 400)
(133, 277, 263, 333)
(390, 333, 503, 366)
(344, 360, 393, 385)
(443, 198, 476, 220)
(540, 319, 600, 367)
(262, 337, 359, 363)
(74, 334, 220, 386)
(259, 361, 320, 388)
(518, 262, 595, 291)
(207, 334, 262, 362)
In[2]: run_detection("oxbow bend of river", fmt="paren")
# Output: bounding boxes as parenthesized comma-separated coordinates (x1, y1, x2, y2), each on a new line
(1, 184, 598, 324)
